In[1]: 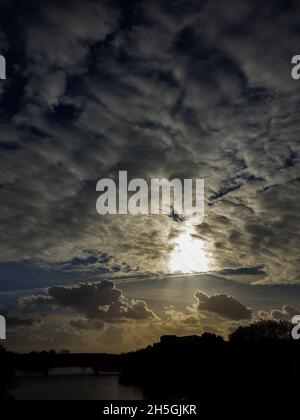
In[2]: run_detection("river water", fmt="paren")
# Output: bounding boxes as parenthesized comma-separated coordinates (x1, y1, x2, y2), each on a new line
(9, 368, 144, 400)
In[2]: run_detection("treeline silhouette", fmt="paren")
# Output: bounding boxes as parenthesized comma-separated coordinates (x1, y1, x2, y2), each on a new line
(121, 320, 300, 401)
(1, 320, 299, 401)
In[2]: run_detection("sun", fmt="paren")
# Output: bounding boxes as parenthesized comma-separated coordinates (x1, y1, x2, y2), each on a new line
(170, 231, 210, 273)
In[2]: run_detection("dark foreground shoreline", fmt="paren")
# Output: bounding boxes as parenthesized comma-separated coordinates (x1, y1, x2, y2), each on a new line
(1, 320, 299, 401)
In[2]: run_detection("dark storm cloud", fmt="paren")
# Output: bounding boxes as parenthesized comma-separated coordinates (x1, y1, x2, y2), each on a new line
(195, 291, 252, 320)
(19, 280, 158, 321)
(0, 0, 299, 285)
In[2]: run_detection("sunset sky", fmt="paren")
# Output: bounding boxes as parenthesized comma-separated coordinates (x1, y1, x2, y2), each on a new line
(0, 0, 300, 353)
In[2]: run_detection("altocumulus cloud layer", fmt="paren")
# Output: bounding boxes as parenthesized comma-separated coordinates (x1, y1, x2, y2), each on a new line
(0, 0, 299, 283)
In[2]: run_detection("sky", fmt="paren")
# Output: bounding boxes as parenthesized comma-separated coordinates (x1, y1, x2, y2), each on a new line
(0, 0, 300, 353)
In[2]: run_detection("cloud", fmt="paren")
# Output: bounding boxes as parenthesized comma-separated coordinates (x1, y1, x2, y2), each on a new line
(19, 280, 158, 321)
(6, 316, 40, 329)
(195, 291, 252, 320)
(215, 266, 267, 283)
(271, 305, 299, 320)
(217, 266, 266, 276)
(7, 285, 274, 353)
(0, 0, 299, 290)
(259, 305, 300, 321)
(69, 318, 106, 331)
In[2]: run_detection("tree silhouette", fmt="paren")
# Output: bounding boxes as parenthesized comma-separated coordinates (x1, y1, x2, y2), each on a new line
(229, 319, 293, 343)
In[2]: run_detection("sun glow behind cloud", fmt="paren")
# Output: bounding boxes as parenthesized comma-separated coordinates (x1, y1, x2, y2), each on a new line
(170, 231, 211, 274)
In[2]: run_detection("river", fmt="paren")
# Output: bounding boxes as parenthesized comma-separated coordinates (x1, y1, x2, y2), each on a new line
(9, 368, 144, 400)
